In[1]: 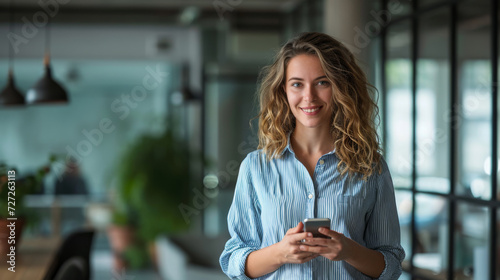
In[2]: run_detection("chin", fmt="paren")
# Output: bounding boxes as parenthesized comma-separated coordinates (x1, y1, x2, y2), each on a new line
(299, 123, 322, 129)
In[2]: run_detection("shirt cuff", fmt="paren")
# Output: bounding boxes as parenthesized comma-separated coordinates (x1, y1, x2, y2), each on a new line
(375, 250, 402, 280)
(228, 247, 258, 280)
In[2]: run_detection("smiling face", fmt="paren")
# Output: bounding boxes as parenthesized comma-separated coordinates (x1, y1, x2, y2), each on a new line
(285, 54, 333, 132)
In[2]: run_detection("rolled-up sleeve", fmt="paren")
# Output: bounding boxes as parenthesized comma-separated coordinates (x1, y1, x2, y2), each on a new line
(364, 161, 405, 280)
(220, 155, 263, 279)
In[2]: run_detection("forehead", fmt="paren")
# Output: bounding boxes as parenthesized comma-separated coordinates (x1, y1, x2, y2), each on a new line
(286, 54, 325, 78)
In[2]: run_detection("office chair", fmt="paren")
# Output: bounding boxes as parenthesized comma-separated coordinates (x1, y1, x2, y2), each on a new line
(43, 229, 95, 280)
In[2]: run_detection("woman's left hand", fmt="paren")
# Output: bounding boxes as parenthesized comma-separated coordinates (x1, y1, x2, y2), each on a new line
(299, 227, 352, 261)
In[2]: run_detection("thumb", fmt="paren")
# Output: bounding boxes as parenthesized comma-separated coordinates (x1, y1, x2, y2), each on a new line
(290, 221, 304, 233)
(286, 222, 303, 235)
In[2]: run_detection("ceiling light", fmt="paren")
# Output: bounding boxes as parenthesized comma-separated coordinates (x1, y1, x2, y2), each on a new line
(0, 70, 25, 107)
(0, 0, 25, 107)
(26, 21, 68, 105)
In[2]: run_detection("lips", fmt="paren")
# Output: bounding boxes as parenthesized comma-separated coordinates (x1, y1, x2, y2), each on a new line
(300, 106, 322, 114)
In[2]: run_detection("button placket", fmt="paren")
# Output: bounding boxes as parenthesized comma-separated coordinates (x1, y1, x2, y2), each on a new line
(316, 158, 325, 173)
(306, 181, 316, 218)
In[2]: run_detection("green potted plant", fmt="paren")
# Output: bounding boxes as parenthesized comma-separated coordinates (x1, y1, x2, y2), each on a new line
(107, 200, 141, 270)
(108, 126, 198, 269)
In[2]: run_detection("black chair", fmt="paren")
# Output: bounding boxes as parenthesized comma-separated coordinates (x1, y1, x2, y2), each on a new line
(53, 257, 87, 280)
(43, 229, 95, 280)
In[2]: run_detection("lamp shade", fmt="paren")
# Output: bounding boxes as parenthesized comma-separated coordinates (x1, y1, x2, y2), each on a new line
(0, 71, 25, 107)
(26, 63, 68, 104)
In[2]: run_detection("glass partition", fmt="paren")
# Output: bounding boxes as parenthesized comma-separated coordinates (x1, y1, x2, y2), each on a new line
(416, 8, 450, 193)
(455, 203, 490, 279)
(456, 0, 492, 200)
(386, 20, 413, 190)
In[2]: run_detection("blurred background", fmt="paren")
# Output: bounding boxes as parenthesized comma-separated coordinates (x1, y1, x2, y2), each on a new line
(0, 0, 498, 279)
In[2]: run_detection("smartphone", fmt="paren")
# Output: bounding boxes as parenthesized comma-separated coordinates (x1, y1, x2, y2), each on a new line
(303, 218, 331, 238)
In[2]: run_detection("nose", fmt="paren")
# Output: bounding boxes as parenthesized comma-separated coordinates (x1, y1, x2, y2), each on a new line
(303, 84, 316, 102)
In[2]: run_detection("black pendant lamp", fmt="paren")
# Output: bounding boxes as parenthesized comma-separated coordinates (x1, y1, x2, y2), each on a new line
(26, 20, 68, 104)
(0, 70, 25, 106)
(0, 0, 25, 107)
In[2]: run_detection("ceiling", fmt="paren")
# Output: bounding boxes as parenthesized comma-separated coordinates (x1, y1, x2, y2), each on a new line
(0, 0, 303, 25)
(0, 0, 301, 11)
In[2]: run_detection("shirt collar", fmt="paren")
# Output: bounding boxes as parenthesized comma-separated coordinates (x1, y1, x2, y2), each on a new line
(282, 132, 294, 155)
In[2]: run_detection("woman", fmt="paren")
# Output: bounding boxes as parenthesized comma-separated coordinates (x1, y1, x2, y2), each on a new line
(220, 32, 404, 279)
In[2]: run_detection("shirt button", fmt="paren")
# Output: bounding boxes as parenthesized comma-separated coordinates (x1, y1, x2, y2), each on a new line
(308, 193, 313, 199)
(319, 160, 325, 165)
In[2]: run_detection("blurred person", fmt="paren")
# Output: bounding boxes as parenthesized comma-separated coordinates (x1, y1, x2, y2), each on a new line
(220, 32, 404, 279)
(54, 158, 88, 195)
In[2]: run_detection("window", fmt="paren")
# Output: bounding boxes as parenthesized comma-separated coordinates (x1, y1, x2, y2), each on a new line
(379, 0, 499, 278)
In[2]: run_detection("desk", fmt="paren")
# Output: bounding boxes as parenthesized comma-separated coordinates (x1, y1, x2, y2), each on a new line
(0, 237, 60, 280)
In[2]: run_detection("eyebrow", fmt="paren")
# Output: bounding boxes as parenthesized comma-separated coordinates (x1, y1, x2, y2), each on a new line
(288, 75, 327, 82)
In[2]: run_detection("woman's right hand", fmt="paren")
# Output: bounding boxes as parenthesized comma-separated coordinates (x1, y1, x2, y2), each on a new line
(244, 222, 318, 278)
(276, 222, 319, 264)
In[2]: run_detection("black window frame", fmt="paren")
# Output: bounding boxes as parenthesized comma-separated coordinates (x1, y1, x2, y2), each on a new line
(379, 0, 499, 279)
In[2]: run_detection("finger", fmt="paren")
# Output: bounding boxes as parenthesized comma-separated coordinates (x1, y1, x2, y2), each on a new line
(291, 251, 315, 259)
(302, 237, 331, 246)
(285, 250, 314, 259)
(289, 252, 318, 264)
(291, 231, 312, 243)
(318, 227, 343, 240)
(299, 244, 330, 254)
(292, 222, 304, 233)
(289, 256, 315, 264)
(297, 221, 304, 232)
(288, 222, 304, 234)
(300, 253, 319, 263)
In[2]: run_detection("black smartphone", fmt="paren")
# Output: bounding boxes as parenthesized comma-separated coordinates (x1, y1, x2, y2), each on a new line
(303, 218, 331, 238)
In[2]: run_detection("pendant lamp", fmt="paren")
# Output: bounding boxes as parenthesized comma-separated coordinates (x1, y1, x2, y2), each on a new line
(0, 70, 25, 106)
(0, 0, 25, 107)
(26, 20, 68, 104)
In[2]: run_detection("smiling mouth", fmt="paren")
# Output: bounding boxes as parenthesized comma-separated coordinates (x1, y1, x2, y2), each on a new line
(300, 107, 321, 113)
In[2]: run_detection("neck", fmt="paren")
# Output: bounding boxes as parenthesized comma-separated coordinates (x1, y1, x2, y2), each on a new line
(291, 125, 334, 155)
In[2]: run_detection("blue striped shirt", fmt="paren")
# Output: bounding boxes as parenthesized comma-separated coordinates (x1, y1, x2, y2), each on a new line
(220, 141, 405, 279)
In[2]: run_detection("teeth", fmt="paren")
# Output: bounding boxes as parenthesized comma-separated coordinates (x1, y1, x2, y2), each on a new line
(302, 108, 320, 113)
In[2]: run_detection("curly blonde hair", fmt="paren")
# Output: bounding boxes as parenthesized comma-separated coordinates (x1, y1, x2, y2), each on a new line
(256, 32, 381, 178)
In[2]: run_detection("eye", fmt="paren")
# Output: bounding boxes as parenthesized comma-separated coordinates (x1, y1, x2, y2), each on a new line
(291, 82, 302, 88)
(317, 80, 330, 87)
